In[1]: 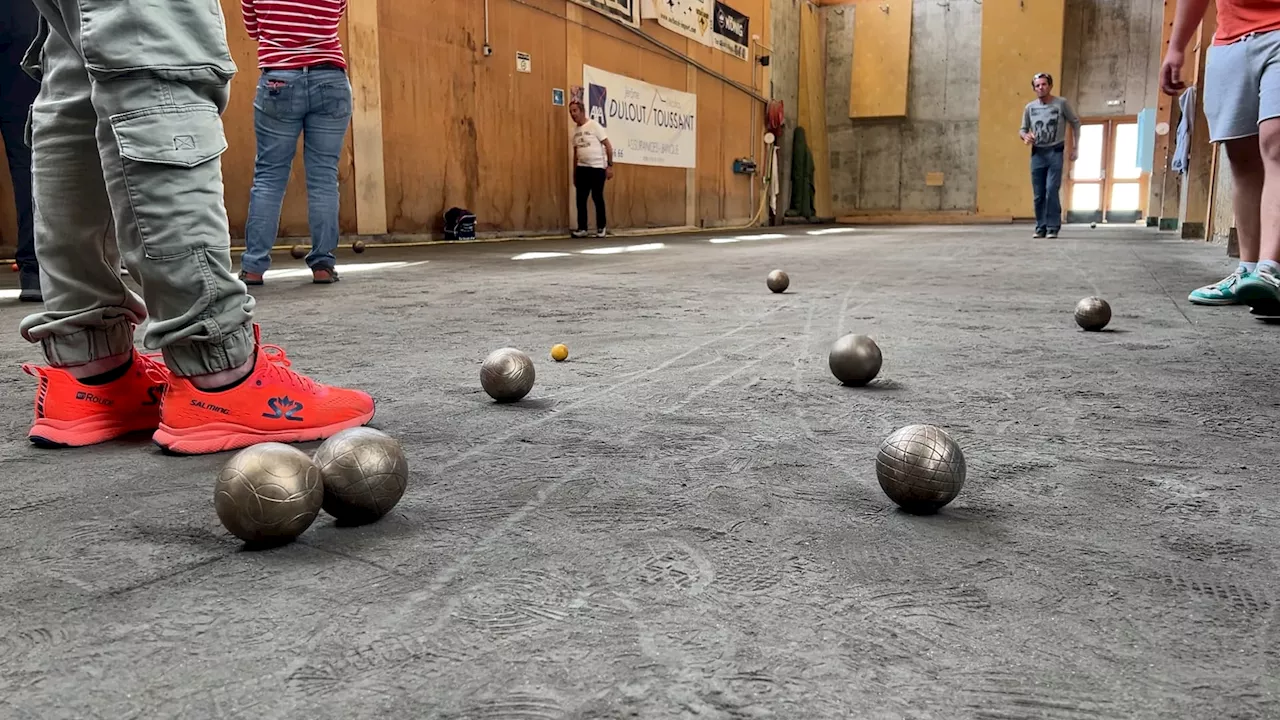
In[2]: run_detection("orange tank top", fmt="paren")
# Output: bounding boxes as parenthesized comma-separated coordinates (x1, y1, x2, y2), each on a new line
(1215, 0, 1280, 45)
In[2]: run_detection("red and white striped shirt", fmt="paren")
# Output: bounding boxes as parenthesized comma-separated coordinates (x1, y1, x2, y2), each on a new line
(241, 0, 348, 70)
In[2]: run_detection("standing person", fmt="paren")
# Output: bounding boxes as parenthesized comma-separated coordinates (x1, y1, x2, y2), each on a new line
(1163, 0, 1280, 310)
(570, 99, 614, 239)
(238, 0, 352, 286)
(0, 1, 42, 302)
(17, 0, 374, 454)
(1020, 73, 1081, 239)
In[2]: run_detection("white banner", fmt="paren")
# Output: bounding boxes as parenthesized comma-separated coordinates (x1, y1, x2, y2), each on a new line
(583, 65, 698, 169)
(654, 0, 713, 46)
(569, 0, 639, 27)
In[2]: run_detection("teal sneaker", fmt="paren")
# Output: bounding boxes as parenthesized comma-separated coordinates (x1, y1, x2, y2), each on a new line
(1234, 266, 1280, 311)
(1188, 269, 1248, 305)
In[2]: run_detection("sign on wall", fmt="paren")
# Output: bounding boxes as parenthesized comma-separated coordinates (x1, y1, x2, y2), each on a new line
(582, 65, 697, 169)
(645, 0, 749, 61)
(569, 0, 640, 27)
(653, 0, 713, 46)
(712, 1, 750, 61)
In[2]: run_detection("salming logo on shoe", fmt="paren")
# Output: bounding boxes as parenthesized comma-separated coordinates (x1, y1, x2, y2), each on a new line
(75, 391, 114, 407)
(142, 385, 163, 407)
(263, 396, 305, 422)
(190, 399, 232, 415)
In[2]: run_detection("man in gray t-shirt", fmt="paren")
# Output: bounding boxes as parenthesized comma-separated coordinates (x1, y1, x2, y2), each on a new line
(1019, 73, 1081, 239)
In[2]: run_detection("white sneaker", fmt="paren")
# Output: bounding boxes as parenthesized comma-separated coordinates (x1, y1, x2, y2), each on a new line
(595, 228, 608, 238)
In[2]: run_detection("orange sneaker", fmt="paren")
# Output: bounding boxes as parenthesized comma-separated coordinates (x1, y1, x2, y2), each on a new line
(152, 326, 375, 455)
(23, 351, 169, 448)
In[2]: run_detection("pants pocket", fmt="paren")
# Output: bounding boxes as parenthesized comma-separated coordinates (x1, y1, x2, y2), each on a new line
(110, 105, 229, 259)
(255, 74, 304, 119)
(20, 16, 48, 82)
(77, 0, 236, 81)
(319, 77, 353, 118)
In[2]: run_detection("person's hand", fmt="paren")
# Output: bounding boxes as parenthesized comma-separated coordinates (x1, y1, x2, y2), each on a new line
(1020, 132, 1033, 145)
(606, 166, 615, 180)
(1160, 49, 1186, 96)
(1070, 148, 1079, 162)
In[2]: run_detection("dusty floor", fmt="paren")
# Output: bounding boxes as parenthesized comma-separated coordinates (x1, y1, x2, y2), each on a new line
(0, 223, 1276, 719)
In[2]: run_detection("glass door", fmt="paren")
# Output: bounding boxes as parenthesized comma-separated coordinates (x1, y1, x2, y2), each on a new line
(1066, 122, 1106, 224)
(1065, 116, 1148, 224)
(1106, 121, 1145, 224)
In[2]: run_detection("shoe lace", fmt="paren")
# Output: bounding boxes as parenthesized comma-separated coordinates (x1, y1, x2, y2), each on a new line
(258, 344, 317, 393)
(140, 353, 171, 387)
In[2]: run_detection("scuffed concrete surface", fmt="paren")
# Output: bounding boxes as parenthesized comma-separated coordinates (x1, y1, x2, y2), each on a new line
(0, 223, 1276, 718)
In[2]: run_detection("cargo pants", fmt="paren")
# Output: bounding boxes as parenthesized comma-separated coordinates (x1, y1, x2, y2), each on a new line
(17, 0, 256, 377)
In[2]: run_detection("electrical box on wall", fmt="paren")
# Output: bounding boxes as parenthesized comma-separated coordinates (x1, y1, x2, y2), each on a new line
(733, 158, 757, 175)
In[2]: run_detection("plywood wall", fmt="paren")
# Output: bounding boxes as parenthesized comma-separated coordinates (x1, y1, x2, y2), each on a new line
(378, 0, 570, 234)
(0, 0, 772, 251)
(848, 0, 912, 119)
(975, 0, 1066, 219)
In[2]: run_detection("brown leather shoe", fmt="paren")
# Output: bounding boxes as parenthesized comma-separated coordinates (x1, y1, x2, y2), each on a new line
(312, 267, 340, 284)
(239, 270, 264, 286)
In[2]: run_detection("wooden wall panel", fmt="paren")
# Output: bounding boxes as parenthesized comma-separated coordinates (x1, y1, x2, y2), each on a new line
(976, 0, 1066, 218)
(721, 87, 756, 221)
(348, 0, 387, 234)
(377, 1, 483, 234)
(476, 0, 568, 232)
(218, 0, 358, 238)
(849, 0, 913, 118)
(697, 65, 726, 226)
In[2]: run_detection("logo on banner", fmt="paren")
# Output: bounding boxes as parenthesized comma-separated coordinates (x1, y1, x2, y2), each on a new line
(588, 83, 608, 126)
(711, 1, 749, 60)
(715, 4, 746, 43)
(569, 0, 639, 27)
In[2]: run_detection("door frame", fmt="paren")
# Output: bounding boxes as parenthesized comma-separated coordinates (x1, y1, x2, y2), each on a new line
(1064, 115, 1149, 224)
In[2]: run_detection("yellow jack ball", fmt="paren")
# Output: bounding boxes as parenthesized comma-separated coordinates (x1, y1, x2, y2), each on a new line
(550, 344, 569, 362)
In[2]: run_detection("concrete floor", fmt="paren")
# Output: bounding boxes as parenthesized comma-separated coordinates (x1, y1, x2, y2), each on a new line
(0, 223, 1276, 719)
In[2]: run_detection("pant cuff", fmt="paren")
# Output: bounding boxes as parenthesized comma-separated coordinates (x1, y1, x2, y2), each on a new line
(39, 321, 136, 368)
(161, 322, 256, 377)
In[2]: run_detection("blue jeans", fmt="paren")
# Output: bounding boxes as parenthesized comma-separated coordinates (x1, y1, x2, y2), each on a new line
(1030, 144, 1064, 233)
(1, 3, 41, 282)
(241, 66, 352, 274)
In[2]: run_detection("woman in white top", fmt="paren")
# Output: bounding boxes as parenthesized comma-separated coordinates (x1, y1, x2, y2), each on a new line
(569, 100, 615, 238)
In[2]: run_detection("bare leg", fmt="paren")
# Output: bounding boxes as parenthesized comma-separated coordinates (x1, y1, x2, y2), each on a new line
(1257, 119, 1280, 263)
(1224, 136, 1263, 263)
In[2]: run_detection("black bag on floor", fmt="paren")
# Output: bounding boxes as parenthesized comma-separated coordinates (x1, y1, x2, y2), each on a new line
(443, 207, 477, 241)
